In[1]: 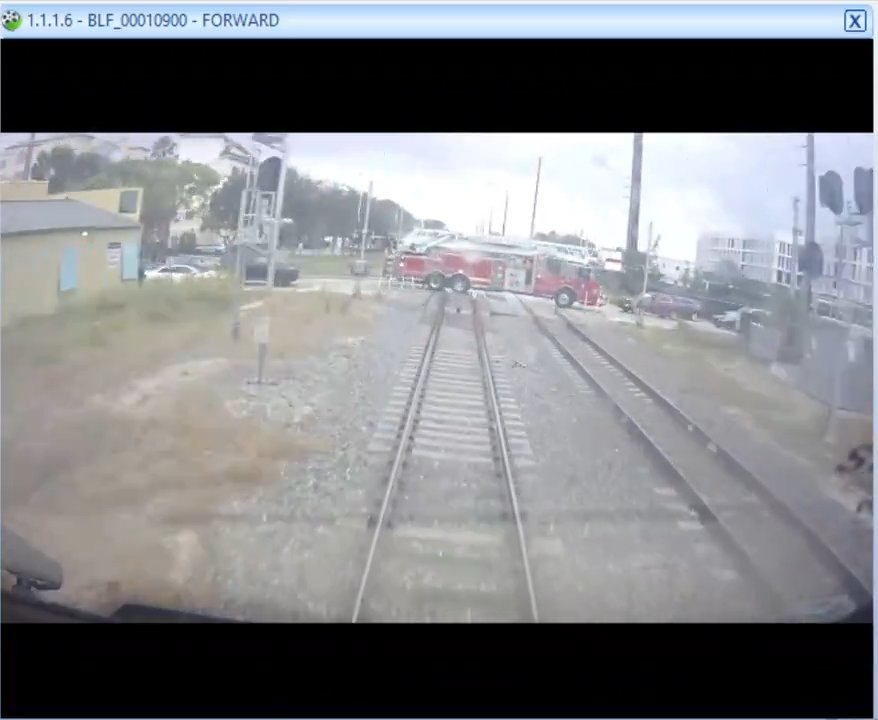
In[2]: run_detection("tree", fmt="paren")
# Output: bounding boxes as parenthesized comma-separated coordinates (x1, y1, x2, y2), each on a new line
(202, 168, 247, 232)
(151, 135, 179, 160)
(75, 157, 220, 260)
(202, 166, 418, 249)
(30, 147, 113, 193)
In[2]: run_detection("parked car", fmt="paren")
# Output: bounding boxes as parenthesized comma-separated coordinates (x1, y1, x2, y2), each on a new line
(712, 309, 742, 330)
(712, 306, 770, 332)
(636, 293, 702, 320)
(144, 264, 218, 282)
(167, 254, 222, 270)
(244, 258, 300, 287)
(191, 244, 227, 257)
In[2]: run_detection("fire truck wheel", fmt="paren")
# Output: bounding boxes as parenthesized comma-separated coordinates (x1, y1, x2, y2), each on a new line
(554, 288, 576, 308)
(449, 274, 471, 294)
(426, 272, 446, 291)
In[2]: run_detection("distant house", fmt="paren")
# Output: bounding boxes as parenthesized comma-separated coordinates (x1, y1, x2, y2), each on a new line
(1, 186, 142, 326)
(654, 255, 693, 285)
(0, 134, 120, 181)
(176, 133, 256, 180)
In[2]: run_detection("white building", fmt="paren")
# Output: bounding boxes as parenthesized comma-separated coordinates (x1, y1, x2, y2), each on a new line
(175, 133, 278, 180)
(697, 226, 873, 306)
(599, 247, 624, 273)
(695, 231, 796, 286)
(654, 255, 693, 285)
(111, 136, 151, 161)
(812, 220, 873, 306)
(175, 134, 242, 179)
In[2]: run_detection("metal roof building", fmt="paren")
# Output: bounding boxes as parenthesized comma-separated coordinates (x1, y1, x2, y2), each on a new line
(1, 197, 142, 326)
(1, 199, 141, 236)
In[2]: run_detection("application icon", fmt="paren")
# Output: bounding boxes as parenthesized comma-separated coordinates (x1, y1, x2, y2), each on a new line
(2, 9, 23, 31)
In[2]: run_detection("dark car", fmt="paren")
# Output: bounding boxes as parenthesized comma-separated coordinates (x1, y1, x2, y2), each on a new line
(636, 293, 702, 320)
(191, 244, 227, 257)
(244, 258, 300, 287)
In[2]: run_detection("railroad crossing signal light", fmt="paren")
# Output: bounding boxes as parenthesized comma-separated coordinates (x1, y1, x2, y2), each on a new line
(257, 156, 282, 192)
(853, 166, 873, 216)
(818, 171, 844, 216)
(799, 240, 824, 278)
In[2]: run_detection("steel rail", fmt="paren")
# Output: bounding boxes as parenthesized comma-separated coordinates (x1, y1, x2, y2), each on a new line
(471, 294, 540, 622)
(351, 291, 447, 622)
(555, 310, 872, 608)
(522, 300, 787, 616)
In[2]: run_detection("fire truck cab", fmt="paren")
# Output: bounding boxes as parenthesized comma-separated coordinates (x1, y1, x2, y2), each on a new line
(394, 238, 601, 308)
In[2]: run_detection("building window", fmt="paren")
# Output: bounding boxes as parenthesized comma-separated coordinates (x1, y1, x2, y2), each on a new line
(118, 190, 139, 214)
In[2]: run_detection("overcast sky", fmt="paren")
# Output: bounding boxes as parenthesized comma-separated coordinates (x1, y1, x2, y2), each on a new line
(3, 132, 872, 260)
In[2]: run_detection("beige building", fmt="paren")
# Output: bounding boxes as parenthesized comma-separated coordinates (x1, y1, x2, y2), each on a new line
(1, 180, 142, 221)
(1, 184, 142, 326)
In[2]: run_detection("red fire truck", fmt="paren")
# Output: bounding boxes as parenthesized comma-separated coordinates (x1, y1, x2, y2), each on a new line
(391, 236, 602, 308)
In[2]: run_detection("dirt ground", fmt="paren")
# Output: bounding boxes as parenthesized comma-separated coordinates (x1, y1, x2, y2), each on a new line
(633, 321, 872, 460)
(574, 310, 873, 515)
(2, 280, 385, 614)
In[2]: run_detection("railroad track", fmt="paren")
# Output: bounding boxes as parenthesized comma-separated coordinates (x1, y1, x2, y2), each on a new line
(523, 299, 872, 619)
(351, 291, 539, 623)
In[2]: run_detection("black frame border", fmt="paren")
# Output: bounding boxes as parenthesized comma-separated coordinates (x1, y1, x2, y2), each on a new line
(1, 39, 873, 132)
(1, 33, 874, 720)
(2, 622, 873, 717)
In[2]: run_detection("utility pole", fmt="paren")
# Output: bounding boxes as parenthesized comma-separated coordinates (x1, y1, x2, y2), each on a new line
(501, 191, 509, 236)
(265, 136, 291, 300)
(488, 207, 494, 235)
(246, 133, 290, 385)
(791, 196, 801, 292)
(23, 132, 36, 181)
(626, 133, 644, 254)
(529, 157, 542, 239)
(396, 206, 403, 247)
(642, 221, 654, 295)
(360, 180, 373, 261)
(803, 133, 816, 312)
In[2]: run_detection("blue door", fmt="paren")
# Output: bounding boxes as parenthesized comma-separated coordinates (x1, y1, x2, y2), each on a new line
(59, 247, 79, 293)
(122, 240, 139, 280)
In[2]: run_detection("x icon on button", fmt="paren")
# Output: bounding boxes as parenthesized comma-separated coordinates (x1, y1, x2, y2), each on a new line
(844, 9, 867, 32)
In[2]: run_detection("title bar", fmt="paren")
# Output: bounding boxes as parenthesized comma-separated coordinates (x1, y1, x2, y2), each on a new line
(0, 4, 872, 39)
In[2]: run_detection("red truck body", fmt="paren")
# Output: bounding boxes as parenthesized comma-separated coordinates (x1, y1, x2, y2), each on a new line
(391, 238, 601, 307)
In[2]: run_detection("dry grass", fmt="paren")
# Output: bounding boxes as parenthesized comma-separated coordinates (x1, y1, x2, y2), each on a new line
(228, 288, 383, 362)
(2, 279, 240, 407)
(2, 282, 385, 614)
(619, 320, 871, 462)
